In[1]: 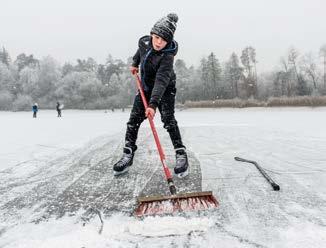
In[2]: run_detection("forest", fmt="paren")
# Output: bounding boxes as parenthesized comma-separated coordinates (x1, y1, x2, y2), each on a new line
(0, 44, 325, 111)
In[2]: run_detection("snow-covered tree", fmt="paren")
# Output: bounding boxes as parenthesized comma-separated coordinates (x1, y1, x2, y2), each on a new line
(12, 94, 33, 111)
(0, 62, 15, 92)
(62, 62, 75, 77)
(0, 47, 11, 66)
(175, 59, 190, 103)
(14, 53, 39, 72)
(300, 53, 319, 93)
(288, 47, 310, 96)
(37, 56, 61, 103)
(241, 46, 258, 98)
(224, 53, 243, 98)
(200, 53, 222, 100)
(320, 44, 326, 91)
(75, 57, 98, 73)
(18, 66, 39, 99)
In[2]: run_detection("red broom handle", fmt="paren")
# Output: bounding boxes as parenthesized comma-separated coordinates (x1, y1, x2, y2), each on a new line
(134, 74, 173, 180)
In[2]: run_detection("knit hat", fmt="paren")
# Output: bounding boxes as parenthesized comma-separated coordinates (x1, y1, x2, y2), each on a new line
(150, 13, 178, 43)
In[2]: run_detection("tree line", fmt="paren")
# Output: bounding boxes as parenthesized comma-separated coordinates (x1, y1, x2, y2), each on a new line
(0, 44, 325, 111)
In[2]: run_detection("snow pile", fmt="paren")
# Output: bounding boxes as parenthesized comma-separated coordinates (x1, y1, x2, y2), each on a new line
(0, 214, 214, 248)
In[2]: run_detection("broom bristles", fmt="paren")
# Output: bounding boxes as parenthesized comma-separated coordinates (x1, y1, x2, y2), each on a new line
(135, 194, 218, 217)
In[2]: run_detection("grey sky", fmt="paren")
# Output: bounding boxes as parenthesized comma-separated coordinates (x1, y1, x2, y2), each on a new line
(1, 0, 325, 72)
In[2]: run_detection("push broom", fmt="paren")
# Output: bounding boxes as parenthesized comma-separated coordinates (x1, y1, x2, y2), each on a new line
(133, 73, 218, 217)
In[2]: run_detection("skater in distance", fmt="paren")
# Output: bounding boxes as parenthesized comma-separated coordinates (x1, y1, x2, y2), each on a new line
(32, 103, 38, 118)
(56, 102, 62, 117)
(113, 13, 189, 178)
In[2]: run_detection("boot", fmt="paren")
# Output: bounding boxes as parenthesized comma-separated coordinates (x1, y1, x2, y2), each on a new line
(113, 147, 134, 176)
(174, 147, 189, 178)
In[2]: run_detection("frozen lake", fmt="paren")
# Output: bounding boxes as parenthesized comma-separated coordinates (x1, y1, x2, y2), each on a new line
(0, 108, 326, 247)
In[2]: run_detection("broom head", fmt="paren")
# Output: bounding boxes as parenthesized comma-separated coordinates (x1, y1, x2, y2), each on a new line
(135, 191, 218, 217)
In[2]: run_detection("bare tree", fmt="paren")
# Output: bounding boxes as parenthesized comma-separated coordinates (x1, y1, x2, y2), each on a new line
(279, 57, 292, 96)
(288, 47, 300, 81)
(320, 44, 326, 90)
(249, 47, 258, 84)
(300, 52, 318, 91)
(240, 47, 251, 76)
(241, 46, 257, 98)
(288, 47, 309, 95)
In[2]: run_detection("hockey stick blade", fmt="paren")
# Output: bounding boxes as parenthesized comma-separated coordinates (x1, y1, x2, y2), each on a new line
(234, 157, 280, 191)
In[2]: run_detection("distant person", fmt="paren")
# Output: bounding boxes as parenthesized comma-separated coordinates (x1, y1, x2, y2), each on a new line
(32, 103, 38, 118)
(56, 102, 62, 117)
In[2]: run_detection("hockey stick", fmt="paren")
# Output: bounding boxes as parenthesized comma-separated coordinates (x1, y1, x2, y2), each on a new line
(234, 157, 280, 191)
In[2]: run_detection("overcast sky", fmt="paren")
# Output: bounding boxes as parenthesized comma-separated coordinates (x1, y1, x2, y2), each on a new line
(1, 0, 325, 71)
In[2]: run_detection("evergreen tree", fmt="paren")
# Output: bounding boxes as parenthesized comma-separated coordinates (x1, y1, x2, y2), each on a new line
(207, 53, 222, 99)
(225, 53, 242, 98)
(175, 59, 190, 103)
(200, 53, 222, 100)
(200, 57, 209, 99)
(0, 47, 11, 66)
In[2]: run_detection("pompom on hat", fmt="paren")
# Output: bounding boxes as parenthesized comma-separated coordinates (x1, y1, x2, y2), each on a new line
(150, 13, 178, 43)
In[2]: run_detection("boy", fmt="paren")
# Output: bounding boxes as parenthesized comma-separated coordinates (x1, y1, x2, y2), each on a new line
(113, 13, 188, 178)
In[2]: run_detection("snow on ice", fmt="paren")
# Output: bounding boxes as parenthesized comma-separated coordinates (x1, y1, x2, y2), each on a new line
(0, 108, 326, 247)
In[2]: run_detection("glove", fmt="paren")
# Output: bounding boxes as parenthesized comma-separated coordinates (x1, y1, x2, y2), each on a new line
(130, 66, 139, 75)
(145, 107, 155, 118)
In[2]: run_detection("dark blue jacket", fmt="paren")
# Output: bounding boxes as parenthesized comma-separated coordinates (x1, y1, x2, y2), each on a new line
(132, 35, 178, 110)
(32, 105, 38, 112)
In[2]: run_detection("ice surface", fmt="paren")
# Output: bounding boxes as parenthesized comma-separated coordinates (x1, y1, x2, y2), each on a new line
(1, 108, 326, 247)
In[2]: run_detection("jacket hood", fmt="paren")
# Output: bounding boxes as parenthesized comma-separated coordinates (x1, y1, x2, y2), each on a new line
(139, 35, 178, 56)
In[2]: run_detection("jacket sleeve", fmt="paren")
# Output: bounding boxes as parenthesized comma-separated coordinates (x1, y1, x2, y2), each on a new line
(131, 49, 140, 67)
(148, 54, 174, 110)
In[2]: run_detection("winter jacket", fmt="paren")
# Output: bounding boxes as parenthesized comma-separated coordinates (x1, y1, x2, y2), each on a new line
(132, 35, 178, 110)
(32, 105, 38, 112)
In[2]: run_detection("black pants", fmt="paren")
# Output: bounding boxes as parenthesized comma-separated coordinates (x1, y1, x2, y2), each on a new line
(33, 112, 37, 118)
(125, 87, 184, 152)
(57, 110, 61, 117)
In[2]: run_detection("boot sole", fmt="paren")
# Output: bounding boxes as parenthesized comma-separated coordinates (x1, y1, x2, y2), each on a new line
(113, 166, 130, 176)
(113, 161, 133, 176)
(113, 166, 129, 177)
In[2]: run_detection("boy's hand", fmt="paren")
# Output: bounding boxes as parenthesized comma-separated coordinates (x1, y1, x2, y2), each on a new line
(145, 107, 155, 118)
(130, 66, 139, 75)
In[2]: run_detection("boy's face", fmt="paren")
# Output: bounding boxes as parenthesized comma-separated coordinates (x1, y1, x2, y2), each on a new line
(151, 34, 167, 51)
